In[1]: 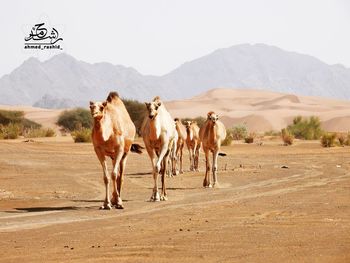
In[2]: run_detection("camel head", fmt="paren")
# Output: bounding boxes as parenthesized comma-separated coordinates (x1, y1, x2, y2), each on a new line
(145, 100, 162, 120)
(207, 111, 219, 124)
(184, 120, 192, 132)
(89, 101, 107, 119)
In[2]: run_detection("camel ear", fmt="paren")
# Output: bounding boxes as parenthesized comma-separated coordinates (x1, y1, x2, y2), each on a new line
(145, 102, 150, 108)
(102, 101, 107, 107)
(89, 101, 94, 106)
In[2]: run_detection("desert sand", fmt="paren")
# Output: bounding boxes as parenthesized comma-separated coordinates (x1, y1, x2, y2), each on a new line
(0, 137, 349, 262)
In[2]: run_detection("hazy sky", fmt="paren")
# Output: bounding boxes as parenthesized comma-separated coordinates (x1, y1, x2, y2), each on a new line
(1, 0, 349, 77)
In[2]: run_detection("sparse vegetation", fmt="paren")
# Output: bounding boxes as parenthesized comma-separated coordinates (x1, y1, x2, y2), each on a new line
(264, 130, 281, 137)
(287, 116, 323, 140)
(321, 133, 337, 147)
(337, 133, 346, 146)
(231, 124, 248, 140)
(244, 133, 255, 144)
(123, 99, 148, 135)
(281, 128, 294, 145)
(71, 128, 92, 143)
(221, 128, 233, 146)
(24, 128, 56, 138)
(57, 108, 92, 132)
(0, 110, 43, 139)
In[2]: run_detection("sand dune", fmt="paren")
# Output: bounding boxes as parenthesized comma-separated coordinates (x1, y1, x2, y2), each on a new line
(1, 88, 350, 132)
(167, 88, 350, 132)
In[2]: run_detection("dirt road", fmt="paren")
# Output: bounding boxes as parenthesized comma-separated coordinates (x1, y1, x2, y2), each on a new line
(0, 138, 349, 262)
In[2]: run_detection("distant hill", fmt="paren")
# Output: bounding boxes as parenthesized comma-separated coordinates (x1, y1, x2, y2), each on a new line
(1, 44, 350, 108)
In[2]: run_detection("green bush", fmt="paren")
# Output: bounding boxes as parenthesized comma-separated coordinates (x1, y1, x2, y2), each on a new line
(232, 124, 248, 140)
(321, 133, 337, 147)
(345, 133, 350, 146)
(71, 128, 92, 143)
(57, 108, 92, 131)
(281, 128, 294, 145)
(123, 99, 148, 135)
(287, 116, 323, 140)
(221, 129, 233, 146)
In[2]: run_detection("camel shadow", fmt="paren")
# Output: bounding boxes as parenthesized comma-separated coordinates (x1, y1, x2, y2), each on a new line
(15, 206, 79, 213)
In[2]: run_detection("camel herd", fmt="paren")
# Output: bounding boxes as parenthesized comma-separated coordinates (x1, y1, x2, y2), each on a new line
(89, 92, 226, 209)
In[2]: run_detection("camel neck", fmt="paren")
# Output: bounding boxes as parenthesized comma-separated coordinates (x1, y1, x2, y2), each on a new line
(93, 114, 112, 141)
(149, 117, 161, 141)
(208, 122, 217, 141)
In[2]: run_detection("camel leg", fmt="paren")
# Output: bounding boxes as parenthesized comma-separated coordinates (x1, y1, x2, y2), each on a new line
(179, 144, 184, 174)
(203, 149, 211, 188)
(95, 151, 112, 210)
(111, 149, 124, 209)
(194, 143, 200, 172)
(156, 139, 169, 173)
(116, 152, 128, 209)
(189, 148, 194, 171)
(161, 152, 169, 201)
(147, 147, 160, 202)
(172, 142, 178, 176)
(212, 150, 219, 188)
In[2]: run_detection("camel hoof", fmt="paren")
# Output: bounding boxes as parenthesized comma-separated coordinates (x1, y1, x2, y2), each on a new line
(160, 195, 168, 201)
(208, 184, 213, 188)
(100, 203, 112, 210)
(213, 182, 220, 188)
(180, 170, 184, 174)
(115, 204, 124, 209)
(150, 192, 160, 202)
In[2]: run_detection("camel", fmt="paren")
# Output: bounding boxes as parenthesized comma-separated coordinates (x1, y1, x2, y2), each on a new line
(199, 111, 227, 188)
(184, 121, 201, 172)
(90, 92, 143, 210)
(141, 96, 178, 201)
(174, 118, 187, 174)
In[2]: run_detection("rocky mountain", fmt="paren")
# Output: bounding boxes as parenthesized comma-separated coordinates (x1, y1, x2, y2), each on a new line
(1, 44, 350, 108)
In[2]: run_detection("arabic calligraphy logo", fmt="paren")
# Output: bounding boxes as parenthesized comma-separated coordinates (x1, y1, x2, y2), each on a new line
(24, 23, 63, 50)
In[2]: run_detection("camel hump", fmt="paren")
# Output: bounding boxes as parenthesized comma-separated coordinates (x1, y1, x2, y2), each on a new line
(106, 91, 120, 103)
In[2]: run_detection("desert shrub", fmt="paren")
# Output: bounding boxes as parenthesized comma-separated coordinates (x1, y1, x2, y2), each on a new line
(264, 130, 281, 136)
(25, 128, 56, 138)
(321, 133, 337, 147)
(337, 133, 346, 146)
(123, 99, 148, 135)
(0, 123, 21, 139)
(344, 133, 350, 146)
(71, 128, 92, 143)
(231, 124, 248, 140)
(181, 116, 206, 128)
(287, 116, 323, 140)
(57, 108, 92, 131)
(281, 128, 294, 145)
(221, 128, 233, 146)
(244, 133, 255, 144)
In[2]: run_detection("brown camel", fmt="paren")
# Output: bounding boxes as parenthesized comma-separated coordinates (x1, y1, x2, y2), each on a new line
(141, 96, 178, 201)
(174, 118, 187, 174)
(199, 111, 226, 188)
(185, 121, 201, 172)
(90, 92, 143, 210)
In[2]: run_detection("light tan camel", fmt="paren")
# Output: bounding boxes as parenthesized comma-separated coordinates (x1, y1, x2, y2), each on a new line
(174, 118, 187, 174)
(185, 121, 201, 172)
(141, 96, 178, 201)
(199, 111, 227, 188)
(90, 92, 143, 210)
